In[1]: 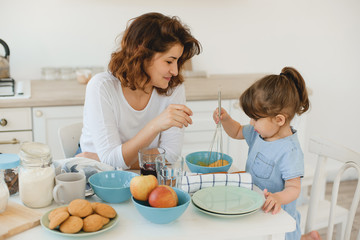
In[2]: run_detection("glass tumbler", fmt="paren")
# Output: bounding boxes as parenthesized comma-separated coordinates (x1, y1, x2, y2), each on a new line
(138, 147, 165, 177)
(156, 154, 184, 188)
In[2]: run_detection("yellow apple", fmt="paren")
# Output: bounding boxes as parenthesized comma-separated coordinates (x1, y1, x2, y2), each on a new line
(148, 185, 178, 208)
(130, 175, 158, 201)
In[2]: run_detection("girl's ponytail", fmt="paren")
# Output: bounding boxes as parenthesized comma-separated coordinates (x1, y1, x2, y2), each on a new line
(280, 67, 309, 115)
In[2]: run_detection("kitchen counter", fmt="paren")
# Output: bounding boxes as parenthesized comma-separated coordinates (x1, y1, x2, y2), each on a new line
(0, 74, 266, 108)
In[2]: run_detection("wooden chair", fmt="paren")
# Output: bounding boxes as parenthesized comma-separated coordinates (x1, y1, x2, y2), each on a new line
(58, 122, 83, 158)
(297, 136, 360, 240)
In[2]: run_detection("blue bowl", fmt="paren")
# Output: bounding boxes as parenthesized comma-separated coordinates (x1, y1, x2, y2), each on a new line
(132, 187, 190, 224)
(185, 151, 233, 174)
(89, 171, 139, 203)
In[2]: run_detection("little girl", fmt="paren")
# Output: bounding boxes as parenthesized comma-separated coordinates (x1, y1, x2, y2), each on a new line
(213, 67, 320, 240)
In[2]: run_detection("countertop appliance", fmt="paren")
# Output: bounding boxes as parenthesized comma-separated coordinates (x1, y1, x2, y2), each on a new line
(0, 39, 15, 96)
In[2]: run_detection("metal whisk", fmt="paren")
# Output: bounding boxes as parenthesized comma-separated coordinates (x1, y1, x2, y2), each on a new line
(207, 90, 224, 166)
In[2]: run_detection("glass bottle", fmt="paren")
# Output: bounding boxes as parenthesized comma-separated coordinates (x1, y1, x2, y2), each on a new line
(0, 153, 20, 195)
(18, 142, 55, 208)
(0, 169, 9, 213)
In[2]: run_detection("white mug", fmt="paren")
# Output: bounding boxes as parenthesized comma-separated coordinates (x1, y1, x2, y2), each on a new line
(53, 172, 86, 204)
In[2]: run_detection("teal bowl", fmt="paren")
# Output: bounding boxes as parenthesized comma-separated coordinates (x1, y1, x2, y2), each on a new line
(185, 151, 233, 174)
(132, 187, 190, 224)
(89, 171, 139, 203)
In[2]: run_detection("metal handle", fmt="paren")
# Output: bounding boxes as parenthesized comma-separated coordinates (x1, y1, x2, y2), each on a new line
(218, 91, 221, 119)
(0, 118, 7, 127)
(0, 138, 20, 145)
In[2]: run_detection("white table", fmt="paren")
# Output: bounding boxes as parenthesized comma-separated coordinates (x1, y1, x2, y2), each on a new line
(7, 186, 295, 240)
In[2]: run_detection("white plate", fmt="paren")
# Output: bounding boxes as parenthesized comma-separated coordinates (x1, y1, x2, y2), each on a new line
(192, 186, 264, 215)
(192, 199, 260, 218)
(40, 206, 119, 237)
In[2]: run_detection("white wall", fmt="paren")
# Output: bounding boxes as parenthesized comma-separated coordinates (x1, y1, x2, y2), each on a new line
(1, 0, 360, 166)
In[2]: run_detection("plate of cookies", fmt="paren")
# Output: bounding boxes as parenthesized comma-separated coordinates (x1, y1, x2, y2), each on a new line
(40, 199, 119, 237)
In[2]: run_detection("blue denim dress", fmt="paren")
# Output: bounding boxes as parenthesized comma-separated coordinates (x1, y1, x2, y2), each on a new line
(243, 125, 304, 240)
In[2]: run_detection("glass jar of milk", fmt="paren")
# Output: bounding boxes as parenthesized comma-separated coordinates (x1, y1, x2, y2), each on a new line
(18, 142, 55, 208)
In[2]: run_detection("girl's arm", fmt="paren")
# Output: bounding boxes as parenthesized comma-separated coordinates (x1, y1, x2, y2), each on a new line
(262, 177, 301, 214)
(213, 107, 244, 140)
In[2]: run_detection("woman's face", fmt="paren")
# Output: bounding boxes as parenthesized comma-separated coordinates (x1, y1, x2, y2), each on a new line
(146, 43, 184, 90)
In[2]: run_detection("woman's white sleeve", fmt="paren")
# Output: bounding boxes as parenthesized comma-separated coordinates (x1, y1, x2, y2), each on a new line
(84, 80, 129, 169)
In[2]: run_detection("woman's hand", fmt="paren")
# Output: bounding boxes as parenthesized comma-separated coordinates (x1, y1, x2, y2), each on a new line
(213, 107, 229, 124)
(262, 189, 282, 214)
(152, 104, 193, 132)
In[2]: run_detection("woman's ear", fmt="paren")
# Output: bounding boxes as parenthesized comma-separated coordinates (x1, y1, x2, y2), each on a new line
(274, 114, 286, 126)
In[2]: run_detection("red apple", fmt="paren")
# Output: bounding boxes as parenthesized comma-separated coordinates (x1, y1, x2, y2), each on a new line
(130, 175, 158, 201)
(148, 185, 178, 208)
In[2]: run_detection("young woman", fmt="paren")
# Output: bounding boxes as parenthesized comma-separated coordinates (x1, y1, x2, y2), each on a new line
(77, 12, 201, 169)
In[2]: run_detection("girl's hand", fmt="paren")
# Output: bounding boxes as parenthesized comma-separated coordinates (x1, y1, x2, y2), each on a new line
(213, 107, 229, 124)
(152, 104, 193, 132)
(262, 189, 282, 214)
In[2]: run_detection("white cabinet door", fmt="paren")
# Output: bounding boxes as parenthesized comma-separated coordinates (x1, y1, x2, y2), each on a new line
(183, 100, 231, 157)
(32, 106, 83, 160)
(0, 131, 33, 154)
(0, 108, 33, 153)
(228, 99, 250, 171)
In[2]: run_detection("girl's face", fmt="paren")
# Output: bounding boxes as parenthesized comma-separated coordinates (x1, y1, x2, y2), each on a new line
(250, 117, 282, 141)
(146, 43, 184, 90)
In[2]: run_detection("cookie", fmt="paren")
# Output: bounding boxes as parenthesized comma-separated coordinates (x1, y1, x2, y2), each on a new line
(48, 206, 68, 221)
(68, 199, 93, 218)
(101, 216, 110, 225)
(93, 203, 117, 218)
(82, 214, 104, 232)
(59, 216, 83, 234)
(48, 211, 70, 229)
(91, 202, 100, 211)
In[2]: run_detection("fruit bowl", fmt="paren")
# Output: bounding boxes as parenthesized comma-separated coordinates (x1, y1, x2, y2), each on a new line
(89, 171, 139, 203)
(185, 151, 233, 174)
(132, 187, 190, 224)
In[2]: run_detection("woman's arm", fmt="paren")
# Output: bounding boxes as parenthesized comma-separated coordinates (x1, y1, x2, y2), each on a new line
(121, 103, 192, 166)
(82, 78, 191, 169)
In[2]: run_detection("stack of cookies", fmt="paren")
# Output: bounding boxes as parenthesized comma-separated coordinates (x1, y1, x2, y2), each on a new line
(48, 199, 117, 233)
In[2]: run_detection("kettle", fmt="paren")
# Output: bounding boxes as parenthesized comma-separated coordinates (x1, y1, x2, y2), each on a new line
(0, 39, 10, 79)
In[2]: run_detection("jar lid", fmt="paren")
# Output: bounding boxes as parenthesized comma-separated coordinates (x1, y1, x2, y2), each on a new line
(0, 153, 20, 169)
(19, 142, 52, 165)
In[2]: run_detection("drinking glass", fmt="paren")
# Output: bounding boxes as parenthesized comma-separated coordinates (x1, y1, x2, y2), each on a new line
(156, 154, 184, 188)
(138, 147, 165, 177)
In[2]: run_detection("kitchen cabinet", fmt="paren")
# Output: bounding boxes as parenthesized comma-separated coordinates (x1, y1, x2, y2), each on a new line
(32, 106, 83, 160)
(0, 108, 33, 153)
(228, 99, 251, 171)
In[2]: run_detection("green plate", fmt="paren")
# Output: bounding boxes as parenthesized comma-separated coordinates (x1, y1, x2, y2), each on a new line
(40, 205, 119, 237)
(192, 199, 260, 218)
(192, 186, 264, 215)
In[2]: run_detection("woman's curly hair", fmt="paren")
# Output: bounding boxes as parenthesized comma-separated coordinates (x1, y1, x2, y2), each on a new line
(109, 12, 202, 95)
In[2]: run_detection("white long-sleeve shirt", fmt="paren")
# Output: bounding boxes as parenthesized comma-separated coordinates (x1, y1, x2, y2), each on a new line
(79, 71, 185, 169)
